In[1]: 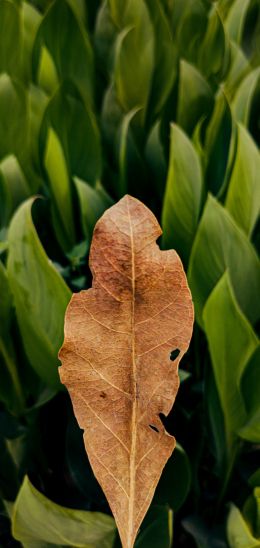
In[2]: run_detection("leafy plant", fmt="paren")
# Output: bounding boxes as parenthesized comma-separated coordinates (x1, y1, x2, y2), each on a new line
(0, 0, 259, 547)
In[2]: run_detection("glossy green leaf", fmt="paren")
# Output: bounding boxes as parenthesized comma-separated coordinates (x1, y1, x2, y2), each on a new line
(12, 476, 116, 547)
(75, 178, 113, 242)
(20, 2, 41, 83)
(177, 60, 213, 135)
(154, 442, 191, 512)
(232, 68, 260, 126)
(205, 92, 234, 196)
(114, 0, 154, 122)
(243, 487, 260, 540)
(188, 195, 260, 327)
(41, 81, 102, 185)
(33, 0, 93, 104)
(199, 6, 230, 81)
(145, 121, 167, 200)
(239, 346, 260, 444)
(135, 505, 173, 548)
(0, 155, 31, 213)
(162, 124, 203, 265)
(203, 272, 259, 454)
(117, 107, 141, 197)
(225, 0, 251, 44)
(145, 0, 176, 119)
(170, 0, 208, 65)
(225, 124, 260, 236)
(0, 0, 21, 78)
(37, 45, 59, 95)
(227, 503, 260, 548)
(7, 199, 71, 388)
(44, 127, 76, 251)
(224, 41, 250, 100)
(0, 74, 28, 162)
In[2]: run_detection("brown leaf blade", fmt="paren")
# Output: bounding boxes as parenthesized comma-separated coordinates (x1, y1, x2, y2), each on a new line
(59, 195, 194, 547)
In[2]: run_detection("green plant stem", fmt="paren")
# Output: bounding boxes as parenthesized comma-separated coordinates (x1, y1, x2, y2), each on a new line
(0, 337, 24, 413)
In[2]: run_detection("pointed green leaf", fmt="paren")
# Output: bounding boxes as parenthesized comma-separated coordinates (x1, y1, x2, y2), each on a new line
(33, 0, 93, 104)
(227, 503, 260, 548)
(0, 74, 28, 162)
(177, 60, 213, 135)
(135, 506, 173, 548)
(225, 0, 251, 44)
(225, 124, 260, 236)
(37, 45, 59, 95)
(145, 0, 176, 119)
(205, 92, 234, 196)
(75, 178, 113, 242)
(232, 68, 260, 126)
(44, 127, 76, 251)
(7, 199, 71, 388)
(199, 7, 230, 81)
(203, 272, 259, 453)
(12, 476, 116, 547)
(188, 195, 260, 327)
(0, 155, 31, 213)
(41, 82, 102, 185)
(0, 0, 21, 78)
(114, 0, 154, 121)
(162, 124, 203, 265)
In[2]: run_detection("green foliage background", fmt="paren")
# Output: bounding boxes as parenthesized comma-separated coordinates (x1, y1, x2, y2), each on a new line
(0, 0, 259, 546)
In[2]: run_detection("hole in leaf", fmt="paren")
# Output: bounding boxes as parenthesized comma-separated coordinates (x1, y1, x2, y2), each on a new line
(100, 391, 106, 398)
(170, 348, 180, 361)
(149, 424, 159, 433)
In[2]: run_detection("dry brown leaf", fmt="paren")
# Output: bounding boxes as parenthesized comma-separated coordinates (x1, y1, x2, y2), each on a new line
(59, 195, 194, 548)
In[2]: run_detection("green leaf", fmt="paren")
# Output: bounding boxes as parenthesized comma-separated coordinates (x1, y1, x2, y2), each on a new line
(0, 155, 31, 214)
(153, 442, 191, 512)
(145, 121, 167, 200)
(243, 487, 260, 540)
(188, 195, 260, 327)
(117, 107, 141, 197)
(114, 0, 154, 122)
(44, 127, 76, 252)
(232, 68, 260, 126)
(162, 124, 203, 265)
(227, 503, 260, 548)
(224, 42, 250, 100)
(145, 0, 176, 119)
(37, 45, 59, 95)
(33, 0, 93, 105)
(239, 340, 260, 443)
(0, 0, 21, 78)
(41, 81, 102, 185)
(7, 198, 71, 388)
(74, 178, 113, 242)
(203, 272, 259, 454)
(12, 476, 116, 548)
(225, 0, 251, 45)
(0, 74, 28, 162)
(170, 0, 208, 65)
(199, 6, 230, 81)
(176, 60, 213, 135)
(225, 124, 260, 236)
(135, 505, 173, 548)
(205, 92, 234, 196)
(20, 2, 41, 84)
(205, 361, 226, 474)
